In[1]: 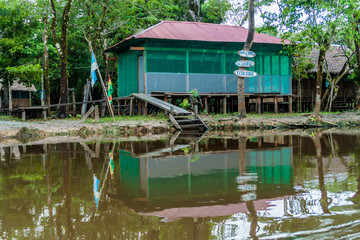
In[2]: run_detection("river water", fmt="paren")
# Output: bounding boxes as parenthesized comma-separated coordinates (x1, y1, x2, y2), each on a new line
(1, 132, 360, 239)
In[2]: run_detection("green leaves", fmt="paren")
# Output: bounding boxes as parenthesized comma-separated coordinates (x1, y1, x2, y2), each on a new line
(6, 64, 42, 83)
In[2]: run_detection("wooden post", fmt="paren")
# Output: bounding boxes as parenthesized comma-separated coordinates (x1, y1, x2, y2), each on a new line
(22, 110, 26, 121)
(204, 97, 208, 113)
(72, 90, 76, 116)
(274, 97, 278, 114)
(95, 105, 99, 122)
(117, 99, 121, 116)
(81, 81, 90, 117)
(130, 97, 134, 116)
(8, 82, 12, 110)
(289, 96, 293, 113)
(194, 105, 198, 119)
(90, 48, 115, 122)
(223, 97, 227, 114)
(257, 96, 261, 114)
(43, 109, 47, 120)
(144, 101, 148, 116)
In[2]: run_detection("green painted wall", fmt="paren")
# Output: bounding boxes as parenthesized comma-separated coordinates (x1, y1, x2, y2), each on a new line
(116, 40, 292, 96)
(117, 50, 142, 97)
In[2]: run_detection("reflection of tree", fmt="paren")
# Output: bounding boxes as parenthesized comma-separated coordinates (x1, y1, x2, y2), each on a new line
(246, 200, 259, 240)
(312, 132, 331, 214)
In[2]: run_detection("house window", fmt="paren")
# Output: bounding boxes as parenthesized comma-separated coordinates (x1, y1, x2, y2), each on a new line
(12, 91, 29, 99)
(146, 50, 186, 73)
(189, 51, 223, 74)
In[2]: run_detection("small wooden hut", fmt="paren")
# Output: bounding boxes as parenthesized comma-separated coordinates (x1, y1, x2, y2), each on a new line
(0, 80, 37, 109)
(106, 21, 292, 114)
(293, 45, 358, 111)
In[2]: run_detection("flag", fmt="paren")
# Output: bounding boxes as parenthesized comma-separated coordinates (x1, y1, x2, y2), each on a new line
(109, 150, 114, 179)
(108, 75, 114, 104)
(91, 52, 98, 87)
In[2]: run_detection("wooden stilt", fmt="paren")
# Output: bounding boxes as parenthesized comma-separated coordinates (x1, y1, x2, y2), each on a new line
(257, 96, 261, 114)
(204, 97, 208, 113)
(130, 98, 134, 116)
(223, 97, 227, 114)
(144, 101, 148, 116)
(274, 97, 278, 114)
(289, 96, 293, 113)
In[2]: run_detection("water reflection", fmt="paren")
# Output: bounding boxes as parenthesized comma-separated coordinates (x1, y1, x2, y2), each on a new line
(1, 133, 360, 239)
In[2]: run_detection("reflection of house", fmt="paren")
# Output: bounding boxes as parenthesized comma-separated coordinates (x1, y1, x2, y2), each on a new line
(293, 46, 358, 111)
(117, 146, 294, 212)
(0, 80, 37, 108)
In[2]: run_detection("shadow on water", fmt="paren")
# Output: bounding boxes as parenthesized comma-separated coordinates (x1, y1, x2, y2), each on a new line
(1, 131, 360, 239)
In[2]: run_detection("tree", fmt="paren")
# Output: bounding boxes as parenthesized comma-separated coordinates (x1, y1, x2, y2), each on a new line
(201, 0, 231, 24)
(263, 0, 342, 121)
(49, 0, 74, 118)
(0, 1, 43, 108)
(237, 0, 255, 118)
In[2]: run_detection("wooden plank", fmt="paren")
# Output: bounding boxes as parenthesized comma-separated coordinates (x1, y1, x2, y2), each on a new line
(169, 114, 182, 130)
(80, 106, 95, 122)
(130, 47, 145, 51)
(132, 93, 191, 115)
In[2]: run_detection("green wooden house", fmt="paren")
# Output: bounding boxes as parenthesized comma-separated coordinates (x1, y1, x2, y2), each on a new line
(105, 21, 292, 98)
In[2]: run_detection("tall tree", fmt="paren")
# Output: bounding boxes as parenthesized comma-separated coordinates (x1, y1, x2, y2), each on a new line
(264, 0, 341, 121)
(237, 0, 255, 117)
(49, 0, 74, 118)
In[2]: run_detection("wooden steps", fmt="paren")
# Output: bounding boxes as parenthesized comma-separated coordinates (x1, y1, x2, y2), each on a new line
(170, 115, 208, 132)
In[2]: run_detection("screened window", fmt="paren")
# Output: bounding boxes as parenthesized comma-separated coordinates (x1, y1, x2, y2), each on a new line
(146, 50, 186, 73)
(189, 51, 223, 74)
(225, 52, 239, 74)
(12, 91, 29, 99)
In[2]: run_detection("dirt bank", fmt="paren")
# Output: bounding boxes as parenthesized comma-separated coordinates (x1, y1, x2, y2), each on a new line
(1, 112, 360, 143)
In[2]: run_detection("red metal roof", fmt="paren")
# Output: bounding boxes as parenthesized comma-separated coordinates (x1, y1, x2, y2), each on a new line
(130, 21, 290, 44)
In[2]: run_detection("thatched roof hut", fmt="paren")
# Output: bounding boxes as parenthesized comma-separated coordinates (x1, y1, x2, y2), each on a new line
(308, 45, 352, 74)
(0, 79, 37, 92)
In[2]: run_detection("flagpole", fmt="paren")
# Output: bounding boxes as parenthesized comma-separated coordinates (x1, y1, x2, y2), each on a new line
(90, 47, 115, 122)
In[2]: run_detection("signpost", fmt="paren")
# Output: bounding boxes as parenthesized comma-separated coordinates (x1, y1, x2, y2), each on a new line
(235, 60, 255, 67)
(235, 49, 257, 117)
(234, 70, 257, 78)
(238, 50, 256, 58)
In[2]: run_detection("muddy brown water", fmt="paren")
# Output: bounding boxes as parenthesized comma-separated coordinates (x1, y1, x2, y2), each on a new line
(1, 133, 360, 239)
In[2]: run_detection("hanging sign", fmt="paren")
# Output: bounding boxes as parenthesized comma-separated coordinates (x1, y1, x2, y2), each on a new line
(238, 50, 256, 58)
(234, 70, 257, 77)
(235, 60, 255, 67)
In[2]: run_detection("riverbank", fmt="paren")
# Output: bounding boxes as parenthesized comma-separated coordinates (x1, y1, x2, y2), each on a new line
(1, 112, 360, 143)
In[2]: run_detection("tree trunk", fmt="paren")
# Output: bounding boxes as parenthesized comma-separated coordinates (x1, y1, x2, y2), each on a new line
(57, 59, 69, 118)
(49, 0, 73, 118)
(311, 47, 328, 121)
(355, 31, 360, 110)
(237, 0, 255, 117)
(43, 15, 51, 109)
